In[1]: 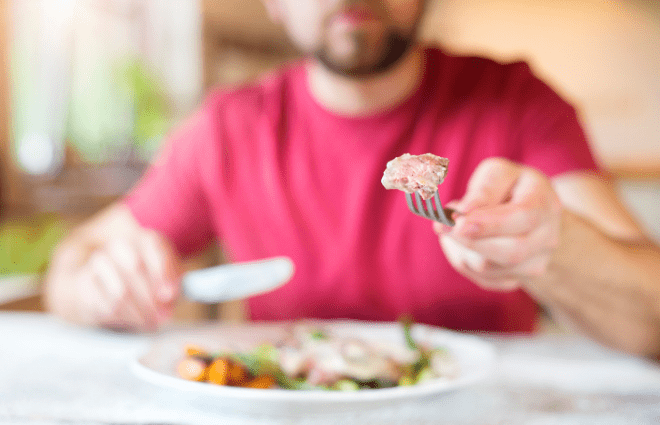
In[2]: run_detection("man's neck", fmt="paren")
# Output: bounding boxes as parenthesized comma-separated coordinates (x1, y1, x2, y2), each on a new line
(306, 45, 425, 116)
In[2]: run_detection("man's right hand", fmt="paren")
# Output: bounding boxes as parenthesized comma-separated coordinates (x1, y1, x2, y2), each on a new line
(44, 204, 183, 332)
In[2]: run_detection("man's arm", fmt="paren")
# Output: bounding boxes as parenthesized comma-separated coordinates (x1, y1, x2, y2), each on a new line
(435, 158, 660, 358)
(530, 173, 660, 356)
(44, 203, 182, 331)
(45, 104, 219, 331)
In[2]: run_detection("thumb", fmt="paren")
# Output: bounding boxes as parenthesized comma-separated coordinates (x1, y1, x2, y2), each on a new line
(455, 158, 520, 213)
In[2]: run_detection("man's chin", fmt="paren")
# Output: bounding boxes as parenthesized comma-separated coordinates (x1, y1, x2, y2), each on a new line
(314, 34, 415, 78)
(314, 55, 380, 78)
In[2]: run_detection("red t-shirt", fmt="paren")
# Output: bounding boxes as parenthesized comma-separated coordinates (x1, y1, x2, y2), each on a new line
(124, 48, 598, 332)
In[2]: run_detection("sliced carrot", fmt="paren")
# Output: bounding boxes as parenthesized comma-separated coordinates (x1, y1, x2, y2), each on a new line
(177, 357, 208, 382)
(207, 357, 230, 385)
(184, 344, 208, 357)
(227, 360, 248, 386)
(245, 374, 276, 389)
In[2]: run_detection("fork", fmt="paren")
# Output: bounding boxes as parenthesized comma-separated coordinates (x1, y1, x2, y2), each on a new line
(405, 191, 456, 226)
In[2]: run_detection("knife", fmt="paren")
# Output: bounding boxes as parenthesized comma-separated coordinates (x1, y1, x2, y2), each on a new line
(182, 256, 294, 304)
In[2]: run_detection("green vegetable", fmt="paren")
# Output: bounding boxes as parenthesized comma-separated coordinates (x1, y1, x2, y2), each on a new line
(310, 329, 328, 340)
(357, 378, 398, 389)
(399, 315, 436, 384)
(231, 348, 325, 390)
(276, 373, 328, 391)
(400, 315, 418, 350)
(415, 366, 436, 384)
(333, 379, 360, 391)
(254, 343, 279, 363)
(232, 352, 274, 376)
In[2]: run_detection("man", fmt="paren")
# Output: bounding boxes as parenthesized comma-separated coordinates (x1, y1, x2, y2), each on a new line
(45, 0, 660, 358)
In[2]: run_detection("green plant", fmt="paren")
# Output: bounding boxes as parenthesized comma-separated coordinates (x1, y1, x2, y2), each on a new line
(0, 214, 66, 277)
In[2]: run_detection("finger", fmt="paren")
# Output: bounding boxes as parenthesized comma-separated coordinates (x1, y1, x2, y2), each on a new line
(89, 252, 125, 305)
(470, 254, 551, 281)
(455, 170, 559, 239)
(470, 168, 548, 233)
(439, 235, 487, 272)
(452, 158, 520, 213)
(509, 167, 554, 205)
(457, 265, 522, 292)
(105, 240, 160, 323)
(82, 263, 144, 330)
(89, 252, 153, 330)
(75, 267, 113, 326)
(140, 231, 180, 304)
(439, 235, 464, 270)
(432, 221, 452, 235)
(102, 298, 149, 331)
(88, 271, 144, 331)
(439, 237, 521, 291)
(99, 284, 151, 332)
(451, 224, 555, 266)
(453, 203, 542, 238)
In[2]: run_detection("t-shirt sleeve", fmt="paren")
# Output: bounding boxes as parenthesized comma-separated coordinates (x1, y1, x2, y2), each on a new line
(512, 64, 600, 177)
(123, 106, 216, 256)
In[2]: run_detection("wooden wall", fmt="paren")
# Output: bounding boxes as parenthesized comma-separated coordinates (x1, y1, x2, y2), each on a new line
(421, 0, 660, 179)
(0, 0, 23, 213)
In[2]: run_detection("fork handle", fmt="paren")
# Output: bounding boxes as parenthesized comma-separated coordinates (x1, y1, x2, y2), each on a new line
(438, 208, 456, 227)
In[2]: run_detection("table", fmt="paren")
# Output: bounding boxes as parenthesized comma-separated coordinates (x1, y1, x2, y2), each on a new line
(0, 275, 41, 306)
(1, 312, 660, 425)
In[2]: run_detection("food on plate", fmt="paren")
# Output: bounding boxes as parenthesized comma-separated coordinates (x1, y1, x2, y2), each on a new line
(381, 153, 449, 200)
(177, 356, 208, 382)
(176, 320, 459, 391)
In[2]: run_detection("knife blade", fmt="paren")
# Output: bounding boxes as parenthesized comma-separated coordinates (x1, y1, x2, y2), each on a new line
(181, 256, 294, 303)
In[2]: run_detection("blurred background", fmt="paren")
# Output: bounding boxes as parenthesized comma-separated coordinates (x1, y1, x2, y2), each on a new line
(0, 0, 658, 324)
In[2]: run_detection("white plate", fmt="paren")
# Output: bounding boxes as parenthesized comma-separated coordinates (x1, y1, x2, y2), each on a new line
(131, 320, 496, 416)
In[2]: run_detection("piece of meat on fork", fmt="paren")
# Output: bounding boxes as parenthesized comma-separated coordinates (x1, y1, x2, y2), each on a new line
(381, 153, 455, 226)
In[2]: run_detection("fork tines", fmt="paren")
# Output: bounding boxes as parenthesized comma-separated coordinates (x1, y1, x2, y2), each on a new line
(405, 191, 455, 226)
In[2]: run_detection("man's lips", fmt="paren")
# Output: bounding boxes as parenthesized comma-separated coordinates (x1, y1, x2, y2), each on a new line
(332, 6, 379, 26)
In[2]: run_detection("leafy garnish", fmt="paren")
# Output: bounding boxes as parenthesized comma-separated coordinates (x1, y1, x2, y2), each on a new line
(231, 349, 325, 390)
(400, 315, 418, 350)
(310, 329, 328, 340)
(399, 315, 436, 384)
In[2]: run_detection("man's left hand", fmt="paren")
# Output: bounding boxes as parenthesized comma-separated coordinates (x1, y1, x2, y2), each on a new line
(435, 157, 563, 291)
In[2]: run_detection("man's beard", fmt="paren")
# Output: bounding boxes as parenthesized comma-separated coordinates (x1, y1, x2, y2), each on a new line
(314, 31, 415, 78)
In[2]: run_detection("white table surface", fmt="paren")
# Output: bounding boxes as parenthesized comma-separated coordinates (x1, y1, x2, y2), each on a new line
(2, 312, 660, 425)
(0, 275, 41, 305)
